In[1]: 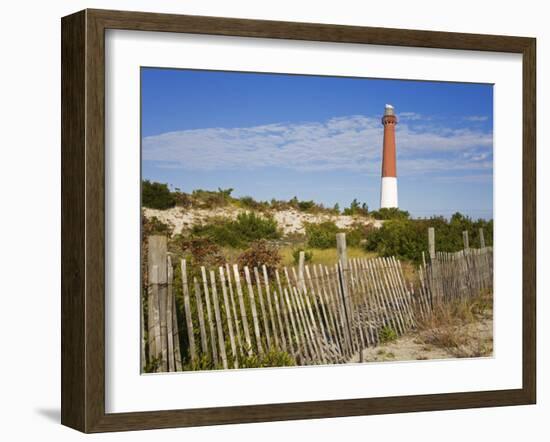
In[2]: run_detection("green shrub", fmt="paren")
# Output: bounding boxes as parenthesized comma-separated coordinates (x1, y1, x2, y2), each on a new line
(379, 326, 398, 344)
(365, 213, 493, 263)
(370, 207, 410, 220)
(191, 187, 233, 208)
(346, 223, 374, 247)
(232, 212, 280, 243)
(142, 180, 176, 209)
(343, 199, 369, 216)
(287, 196, 328, 213)
(305, 221, 340, 249)
(238, 196, 269, 210)
(192, 212, 281, 248)
(239, 348, 295, 368)
(305, 221, 374, 249)
(292, 248, 313, 264)
(142, 215, 172, 236)
(297, 200, 316, 211)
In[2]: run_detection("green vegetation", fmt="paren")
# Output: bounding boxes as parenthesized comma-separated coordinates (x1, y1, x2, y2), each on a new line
(369, 207, 410, 220)
(343, 198, 369, 216)
(292, 248, 313, 265)
(365, 212, 493, 262)
(142, 180, 176, 209)
(304, 221, 372, 249)
(142, 214, 172, 236)
(192, 212, 281, 248)
(141, 180, 370, 216)
(305, 221, 340, 249)
(191, 187, 234, 208)
(379, 326, 398, 344)
(239, 348, 296, 368)
(280, 246, 376, 267)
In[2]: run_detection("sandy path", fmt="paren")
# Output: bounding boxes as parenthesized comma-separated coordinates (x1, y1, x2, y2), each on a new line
(349, 316, 493, 363)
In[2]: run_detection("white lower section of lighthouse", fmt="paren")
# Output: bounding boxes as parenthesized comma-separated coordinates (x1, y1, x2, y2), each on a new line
(380, 177, 398, 208)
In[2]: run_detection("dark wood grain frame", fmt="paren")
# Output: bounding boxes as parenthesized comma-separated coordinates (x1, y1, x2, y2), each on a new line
(61, 8, 536, 433)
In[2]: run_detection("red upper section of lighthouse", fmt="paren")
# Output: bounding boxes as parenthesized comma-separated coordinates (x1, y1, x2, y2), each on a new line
(381, 113, 398, 177)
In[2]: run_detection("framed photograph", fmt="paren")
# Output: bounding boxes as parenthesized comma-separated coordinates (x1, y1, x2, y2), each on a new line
(61, 9, 536, 433)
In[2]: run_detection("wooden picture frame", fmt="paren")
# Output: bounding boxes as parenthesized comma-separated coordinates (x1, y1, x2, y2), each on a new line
(61, 8, 536, 433)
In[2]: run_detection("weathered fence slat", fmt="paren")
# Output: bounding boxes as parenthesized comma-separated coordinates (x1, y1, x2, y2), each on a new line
(219, 266, 238, 368)
(181, 259, 196, 365)
(225, 264, 243, 356)
(244, 266, 264, 354)
(193, 277, 208, 356)
(201, 267, 218, 365)
(262, 265, 281, 350)
(254, 267, 271, 350)
(210, 270, 228, 370)
(166, 256, 176, 372)
(233, 264, 253, 357)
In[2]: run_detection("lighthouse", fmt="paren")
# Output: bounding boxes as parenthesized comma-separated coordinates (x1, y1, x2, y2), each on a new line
(380, 104, 398, 208)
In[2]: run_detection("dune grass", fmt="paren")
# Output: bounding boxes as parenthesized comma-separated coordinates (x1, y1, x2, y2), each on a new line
(279, 246, 377, 267)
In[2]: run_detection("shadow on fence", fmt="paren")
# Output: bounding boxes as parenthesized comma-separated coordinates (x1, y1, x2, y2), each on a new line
(142, 228, 493, 372)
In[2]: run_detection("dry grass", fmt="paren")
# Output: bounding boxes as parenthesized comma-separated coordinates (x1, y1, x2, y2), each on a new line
(415, 293, 493, 358)
(399, 260, 418, 284)
(279, 246, 377, 267)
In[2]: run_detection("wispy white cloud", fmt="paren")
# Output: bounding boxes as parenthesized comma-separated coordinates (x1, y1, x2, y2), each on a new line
(399, 111, 427, 121)
(432, 174, 493, 183)
(142, 114, 492, 176)
(462, 115, 489, 122)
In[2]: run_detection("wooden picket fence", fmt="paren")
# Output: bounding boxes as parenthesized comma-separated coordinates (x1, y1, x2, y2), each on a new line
(143, 229, 493, 372)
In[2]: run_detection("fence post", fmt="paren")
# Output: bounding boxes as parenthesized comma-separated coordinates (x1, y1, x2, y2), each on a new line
(166, 255, 175, 372)
(180, 259, 197, 365)
(427, 227, 440, 304)
(336, 233, 355, 353)
(462, 230, 470, 251)
(140, 295, 146, 371)
(298, 251, 306, 293)
(479, 228, 486, 249)
(428, 227, 436, 261)
(147, 235, 168, 372)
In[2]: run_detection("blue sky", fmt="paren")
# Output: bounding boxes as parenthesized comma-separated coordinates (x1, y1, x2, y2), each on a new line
(141, 68, 493, 219)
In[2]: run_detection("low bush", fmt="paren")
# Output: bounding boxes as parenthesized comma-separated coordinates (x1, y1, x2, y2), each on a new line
(292, 248, 313, 265)
(142, 180, 176, 209)
(142, 215, 172, 237)
(379, 326, 398, 344)
(343, 198, 369, 216)
(191, 187, 234, 208)
(305, 221, 340, 249)
(365, 212, 493, 263)
(178, 237, 226, 269)
(297, 200, 316, 211)
(305, 221, 375, 249)
(370, 207, 410, 220)
(192, 212, 281, 248)
(346, 223, 375, 247)
(237, 240, 282, 272)
(238, 196, 269, 210)
(239, 348, 296, 368)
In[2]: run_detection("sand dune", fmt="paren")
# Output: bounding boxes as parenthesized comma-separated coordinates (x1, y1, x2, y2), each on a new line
(143, 206, 383, 236)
